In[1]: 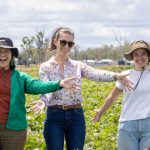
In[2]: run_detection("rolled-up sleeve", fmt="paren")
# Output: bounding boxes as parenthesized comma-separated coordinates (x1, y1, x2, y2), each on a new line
(116, 70, 129, 90)
(116, 80, 124, 90)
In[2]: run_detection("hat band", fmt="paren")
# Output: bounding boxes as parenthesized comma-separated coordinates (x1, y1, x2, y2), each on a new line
(0, 41, 13, 47)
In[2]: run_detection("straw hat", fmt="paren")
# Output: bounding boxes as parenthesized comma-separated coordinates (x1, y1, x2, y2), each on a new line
(124, 40, 150, 61)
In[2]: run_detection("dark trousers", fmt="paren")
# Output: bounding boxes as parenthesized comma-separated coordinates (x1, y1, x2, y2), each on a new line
(43, 108, 86, 150)
(0, 123, 27, 150)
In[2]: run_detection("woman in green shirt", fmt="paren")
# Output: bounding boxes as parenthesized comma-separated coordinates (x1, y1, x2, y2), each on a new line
(0, 37, 76, 150)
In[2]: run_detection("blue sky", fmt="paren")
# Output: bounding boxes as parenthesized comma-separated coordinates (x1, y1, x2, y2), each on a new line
(1, 0, 150, 49)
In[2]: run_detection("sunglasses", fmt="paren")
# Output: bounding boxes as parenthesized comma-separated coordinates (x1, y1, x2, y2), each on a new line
(0, 49, 11, 55)
(60, 40, 75, 48)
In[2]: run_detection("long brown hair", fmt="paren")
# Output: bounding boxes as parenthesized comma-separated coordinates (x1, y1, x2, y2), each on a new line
(49, 27, 74, 51)
(9, 57, 15, 69)
(9, 51, 16, 69)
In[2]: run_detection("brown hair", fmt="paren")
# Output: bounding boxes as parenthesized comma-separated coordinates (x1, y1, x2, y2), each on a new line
(9, 52, 15, 69)
(50, 27, 74, 51)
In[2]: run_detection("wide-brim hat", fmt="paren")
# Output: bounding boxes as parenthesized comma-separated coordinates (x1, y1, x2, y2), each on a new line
(124, 40, 150, 61)
(0, 37, 19, 57)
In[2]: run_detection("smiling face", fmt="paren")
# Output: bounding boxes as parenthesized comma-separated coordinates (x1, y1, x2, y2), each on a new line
(54, 32, 74, 57)
(0, 48, 12, 70)
(132, 48, 149, 71)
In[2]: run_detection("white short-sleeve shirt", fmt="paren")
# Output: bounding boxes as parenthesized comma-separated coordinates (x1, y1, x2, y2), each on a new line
(116, 69, 150, 122)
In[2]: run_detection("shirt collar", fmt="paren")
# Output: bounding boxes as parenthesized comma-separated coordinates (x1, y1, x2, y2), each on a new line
(49, 56, 73, 65)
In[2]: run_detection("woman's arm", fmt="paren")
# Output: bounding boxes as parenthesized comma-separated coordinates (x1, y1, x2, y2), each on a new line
(80, 62, 132, 90)
(39, 63, 53, 104)
(92, 86, 123, 123)
(81, 62, 117, 82)
(24, 73, 76, 94)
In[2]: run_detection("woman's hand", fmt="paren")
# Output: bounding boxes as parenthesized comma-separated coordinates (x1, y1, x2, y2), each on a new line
(31, 100, 46, 114)
(92, 109, 103, 123)
(60, 77, 80, 91)
(116, 73, 133, 91)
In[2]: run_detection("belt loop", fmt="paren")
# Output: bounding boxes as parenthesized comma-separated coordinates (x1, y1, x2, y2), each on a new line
(62, 105, 67, 110)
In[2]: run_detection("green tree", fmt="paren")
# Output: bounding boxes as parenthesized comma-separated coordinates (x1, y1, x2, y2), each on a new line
(20, 36, 34, 66)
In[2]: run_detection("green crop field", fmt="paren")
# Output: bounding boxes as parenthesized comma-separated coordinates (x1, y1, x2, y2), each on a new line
(17, 65, 132, 150)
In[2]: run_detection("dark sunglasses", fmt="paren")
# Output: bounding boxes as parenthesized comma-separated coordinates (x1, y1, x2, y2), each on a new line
(60, 40, 75, 48)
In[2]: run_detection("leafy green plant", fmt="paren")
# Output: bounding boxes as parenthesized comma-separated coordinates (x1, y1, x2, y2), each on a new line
(17, 65, 126, 150)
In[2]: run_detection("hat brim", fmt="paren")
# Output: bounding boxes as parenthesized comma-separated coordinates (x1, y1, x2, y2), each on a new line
(124, 47, 150, 61)
(0, 45, 19, 57)
(124, 52, 133, 61)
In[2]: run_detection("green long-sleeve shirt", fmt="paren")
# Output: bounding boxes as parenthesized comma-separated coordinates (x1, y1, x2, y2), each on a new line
(6, 69, 62, 130)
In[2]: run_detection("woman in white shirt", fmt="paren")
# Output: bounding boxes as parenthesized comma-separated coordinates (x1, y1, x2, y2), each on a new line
(93, 40, 150, 150)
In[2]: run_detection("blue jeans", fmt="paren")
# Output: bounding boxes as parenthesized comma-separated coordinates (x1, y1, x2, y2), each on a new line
(43, 107, 86, 150)
(118, 118, 150, 150)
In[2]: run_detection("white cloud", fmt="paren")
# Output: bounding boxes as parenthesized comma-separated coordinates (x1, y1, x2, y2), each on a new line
(0, 0, 150, 49)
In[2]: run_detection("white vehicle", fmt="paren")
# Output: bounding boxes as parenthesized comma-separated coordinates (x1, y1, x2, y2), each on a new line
(97, 59, 113, 65)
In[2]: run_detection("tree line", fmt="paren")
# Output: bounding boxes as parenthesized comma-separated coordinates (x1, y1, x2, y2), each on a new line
(18, 30, 140, 66)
